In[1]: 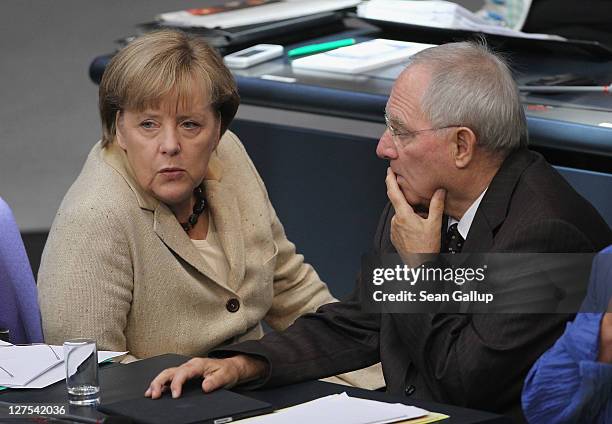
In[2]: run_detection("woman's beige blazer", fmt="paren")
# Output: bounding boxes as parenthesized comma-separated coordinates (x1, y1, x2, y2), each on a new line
(38, 131, 335, 360)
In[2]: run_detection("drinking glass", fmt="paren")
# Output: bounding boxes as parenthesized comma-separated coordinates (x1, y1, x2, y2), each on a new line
(63, 339, 99, 406)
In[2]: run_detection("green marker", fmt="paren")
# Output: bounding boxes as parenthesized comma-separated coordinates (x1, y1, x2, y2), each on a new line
(287, 38, 356, 57)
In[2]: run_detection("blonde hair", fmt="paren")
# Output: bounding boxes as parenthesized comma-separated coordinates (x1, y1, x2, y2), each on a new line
(99, 29, 239, 147)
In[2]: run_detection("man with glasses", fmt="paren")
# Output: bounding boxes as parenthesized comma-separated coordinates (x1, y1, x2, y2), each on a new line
(146, 41, 612, 422)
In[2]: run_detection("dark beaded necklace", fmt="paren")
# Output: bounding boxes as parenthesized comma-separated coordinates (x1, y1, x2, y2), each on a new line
(180, 186, 207, 232)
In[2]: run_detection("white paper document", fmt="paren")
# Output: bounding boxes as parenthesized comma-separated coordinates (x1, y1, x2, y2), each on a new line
(158, 0, 361, 29)
(239, 392, 429, 424)
(291, 39, 436, 74)
(0, 345, 62, 386)
(357, 0, 565, 41)
(0, 344, 126, 389)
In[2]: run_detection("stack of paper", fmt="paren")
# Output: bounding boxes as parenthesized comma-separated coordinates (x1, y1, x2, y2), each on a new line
(157, 0, 361, 29)
(0, 341, 126, 389)
(239, 392, 445, 424)
(357, 0, 565, 41)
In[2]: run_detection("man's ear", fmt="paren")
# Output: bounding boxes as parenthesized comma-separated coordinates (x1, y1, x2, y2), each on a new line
(115, 110, 127, 150)
(452, 126, 477, 169)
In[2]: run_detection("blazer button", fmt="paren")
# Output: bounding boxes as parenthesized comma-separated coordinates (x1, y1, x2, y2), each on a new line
(404, 385, 416, 396)
(226, 298, 240, 313)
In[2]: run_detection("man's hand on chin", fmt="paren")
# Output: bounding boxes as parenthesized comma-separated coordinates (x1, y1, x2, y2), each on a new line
(385, 168, 445, 261)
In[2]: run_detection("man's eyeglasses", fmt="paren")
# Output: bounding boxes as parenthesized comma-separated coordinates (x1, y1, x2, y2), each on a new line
(384, 113, 461, 147)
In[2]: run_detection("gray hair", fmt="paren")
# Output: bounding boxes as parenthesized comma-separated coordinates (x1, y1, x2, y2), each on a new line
(407, 40, 527, 154)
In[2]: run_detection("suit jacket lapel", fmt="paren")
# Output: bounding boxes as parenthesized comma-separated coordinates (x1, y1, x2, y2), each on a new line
(463, 149, 536, 252)
(153, 203, 234, 292)
(461, 211, 494, 252)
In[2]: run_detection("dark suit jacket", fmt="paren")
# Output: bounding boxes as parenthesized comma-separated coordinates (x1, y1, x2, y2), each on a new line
(212, 149, 612, 422)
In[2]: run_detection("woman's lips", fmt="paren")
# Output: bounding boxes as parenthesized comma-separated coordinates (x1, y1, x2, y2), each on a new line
(159, 168, 185, 180)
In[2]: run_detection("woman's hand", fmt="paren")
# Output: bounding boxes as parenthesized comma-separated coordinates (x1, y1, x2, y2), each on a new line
(144, 355, 268, 399)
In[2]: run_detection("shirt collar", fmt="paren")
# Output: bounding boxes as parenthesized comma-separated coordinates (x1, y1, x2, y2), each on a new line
(448, 188, 488, 240)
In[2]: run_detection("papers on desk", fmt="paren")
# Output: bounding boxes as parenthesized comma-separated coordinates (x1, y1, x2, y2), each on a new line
(0, 345, 61, 386)
(357, 0, 566, 41)
(0, 343, 126, 389)
(291, 39, 436, 74)
(238, 392, 446, 424)
(157, 0, 361, 29)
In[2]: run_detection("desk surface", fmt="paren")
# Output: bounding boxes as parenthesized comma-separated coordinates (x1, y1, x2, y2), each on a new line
(89, 20, 612, 169)
(0, 354, 508, 424)
(230, 25, 612, 164)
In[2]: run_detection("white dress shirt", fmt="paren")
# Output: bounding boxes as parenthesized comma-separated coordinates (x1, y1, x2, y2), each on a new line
(447, 188, 488, 240)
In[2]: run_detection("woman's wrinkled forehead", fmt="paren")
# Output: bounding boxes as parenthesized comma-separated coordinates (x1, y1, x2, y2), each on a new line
(122, 70, 214, 115)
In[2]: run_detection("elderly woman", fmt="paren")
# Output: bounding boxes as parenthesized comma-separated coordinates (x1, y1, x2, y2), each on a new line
(37, 30, 336, 363)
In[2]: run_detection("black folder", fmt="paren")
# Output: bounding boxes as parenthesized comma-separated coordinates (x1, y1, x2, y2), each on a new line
(98, 354, 273, 424)
(100, 388, 272, 424)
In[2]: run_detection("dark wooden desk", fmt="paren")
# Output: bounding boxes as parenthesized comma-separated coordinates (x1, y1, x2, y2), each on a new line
(0, 354, 509, 424)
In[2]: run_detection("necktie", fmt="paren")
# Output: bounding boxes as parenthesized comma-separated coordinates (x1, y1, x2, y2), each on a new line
(444, 223, 464, 254)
